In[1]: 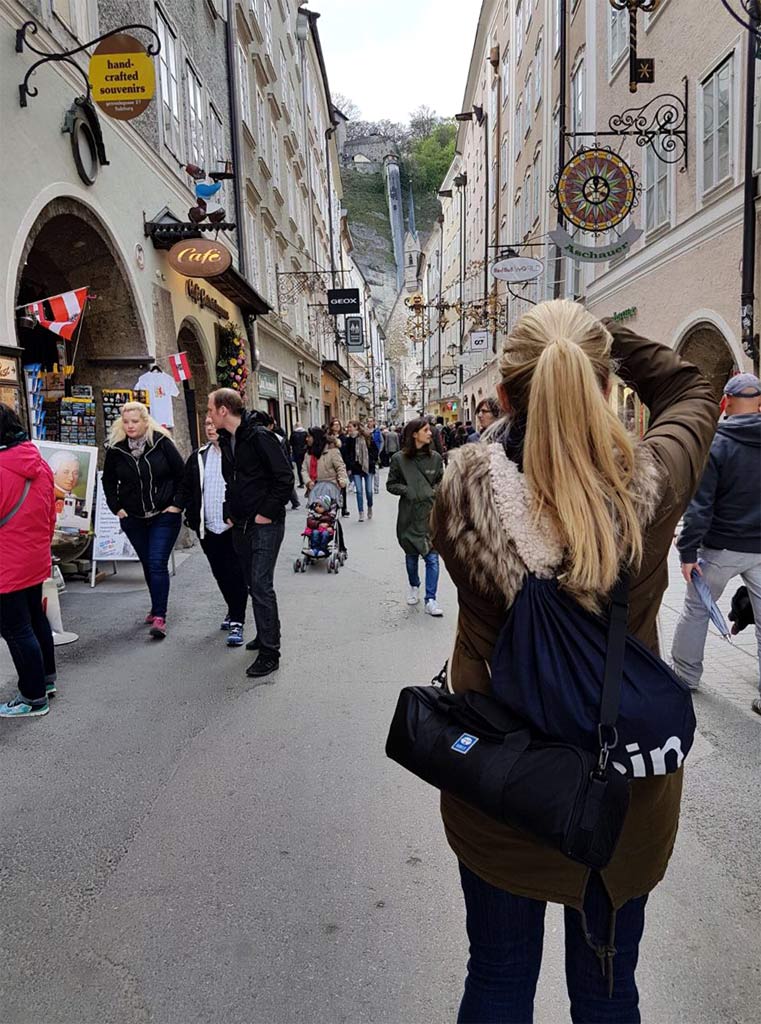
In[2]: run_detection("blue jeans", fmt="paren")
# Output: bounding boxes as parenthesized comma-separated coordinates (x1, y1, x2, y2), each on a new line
(405, 552, 439, 602)
(120, 511, 182, 618)
(458, 864, 648, 1024)
(352, 473, 373, 513)
(0, 584, 56, 704)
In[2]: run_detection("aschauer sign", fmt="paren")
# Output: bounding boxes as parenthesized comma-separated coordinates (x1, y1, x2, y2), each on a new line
(89, 33, 155, 121)
(168, 239, 232, 278)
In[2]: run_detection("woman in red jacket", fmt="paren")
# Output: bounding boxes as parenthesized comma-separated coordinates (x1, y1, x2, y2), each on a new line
(0, 404, 57, 719)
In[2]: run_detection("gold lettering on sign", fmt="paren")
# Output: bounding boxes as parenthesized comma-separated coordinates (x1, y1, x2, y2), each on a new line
(168, 238, 232, 278)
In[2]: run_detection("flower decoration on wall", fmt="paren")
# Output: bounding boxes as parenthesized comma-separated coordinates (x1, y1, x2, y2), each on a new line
(216, 322, 249, 395)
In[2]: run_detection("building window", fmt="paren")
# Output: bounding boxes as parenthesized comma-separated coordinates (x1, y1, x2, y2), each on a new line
(532, 151, 541, 223)
(52, 0, 88, 37)
(263, 229, 276, 304)
(156, 10, 182, 157)
(502, 47, 509, 106)
(610, 6, 628, 69)
(645, 143, 670, 232)
(571, 59, 584, 134)
(514, 101, 522, 158)
(263, 0, 273, 57)
(525, 64, 533, 116)
(186, 64, 206, 169)
(701, 57, 733, 194)
(237, 43, 252, 127)
(535, 37, 543, 107)
(208, 105, 223, 175)
(271, 131, 281, 188)
(516, 0, 524, 60)
(523, 172, 531, 235)
(257, 88, 269, 161)
(552, 103, 560, 178)
(501, 136, 509, 188)
(246, 208, 260, 288)
(554, 0, 561, 56)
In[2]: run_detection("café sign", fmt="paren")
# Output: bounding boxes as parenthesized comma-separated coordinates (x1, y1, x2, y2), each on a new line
(185, 280, 230, 320)
(492, 256, 544, 283)
(89, 33, 156, 121)
(168, 239, 232, 278)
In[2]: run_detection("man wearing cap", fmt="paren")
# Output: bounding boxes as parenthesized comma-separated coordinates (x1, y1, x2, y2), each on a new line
(671, 373, 761, 714)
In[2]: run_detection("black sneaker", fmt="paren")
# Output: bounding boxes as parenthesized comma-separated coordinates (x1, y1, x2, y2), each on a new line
(245, 636, 260, 652)
(246, 654, 280, 678)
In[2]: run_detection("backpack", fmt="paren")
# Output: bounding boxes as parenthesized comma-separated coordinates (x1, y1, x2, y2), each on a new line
(490, 574, 695, 778)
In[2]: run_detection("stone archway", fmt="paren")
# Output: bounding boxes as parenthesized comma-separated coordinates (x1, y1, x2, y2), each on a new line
(176, 318, 213, 453)
(15, 197, 147, 447)
(677, 321, 737, 402)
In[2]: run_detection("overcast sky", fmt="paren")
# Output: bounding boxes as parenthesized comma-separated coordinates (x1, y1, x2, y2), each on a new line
(314, 0, 482, 124)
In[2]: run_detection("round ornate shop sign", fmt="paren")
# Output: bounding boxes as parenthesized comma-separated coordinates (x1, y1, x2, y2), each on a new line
(556, 149, 637, 233)
(167, 239, 232, 278)
(89, 33, 155, 121)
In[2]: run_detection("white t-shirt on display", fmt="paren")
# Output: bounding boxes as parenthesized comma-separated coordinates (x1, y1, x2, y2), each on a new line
(134, 371, 180, 428)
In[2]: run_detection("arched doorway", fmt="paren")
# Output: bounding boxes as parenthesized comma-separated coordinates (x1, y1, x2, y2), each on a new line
(15, 197, 147, 447)
(678, 321, 737, 401)
(176, 318, 213, 452)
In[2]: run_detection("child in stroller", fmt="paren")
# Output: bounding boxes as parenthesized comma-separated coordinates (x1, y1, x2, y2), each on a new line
(302, 494, 337, 558)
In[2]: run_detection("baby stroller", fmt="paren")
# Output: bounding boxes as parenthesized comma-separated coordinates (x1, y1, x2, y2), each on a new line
(294, 485, 347, 575)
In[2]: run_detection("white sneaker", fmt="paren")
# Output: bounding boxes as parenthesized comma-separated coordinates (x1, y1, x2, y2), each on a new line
(425, 600, 443, 617)
(407, 586, 420, 605)
(358, 512, 365, 522)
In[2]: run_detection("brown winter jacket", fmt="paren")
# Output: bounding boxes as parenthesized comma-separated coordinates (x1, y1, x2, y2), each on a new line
(431, 323, 718, 911)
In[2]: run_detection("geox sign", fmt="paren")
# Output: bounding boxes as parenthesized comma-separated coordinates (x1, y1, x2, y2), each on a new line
(327, 288, 360, 315)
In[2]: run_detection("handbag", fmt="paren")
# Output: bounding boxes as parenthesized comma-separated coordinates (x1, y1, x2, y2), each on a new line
(385, 577, 632, 870)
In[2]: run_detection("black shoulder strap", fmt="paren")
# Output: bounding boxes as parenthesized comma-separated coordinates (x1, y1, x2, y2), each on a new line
(599, 573, 630, 737)
(0, 478, 32, 528)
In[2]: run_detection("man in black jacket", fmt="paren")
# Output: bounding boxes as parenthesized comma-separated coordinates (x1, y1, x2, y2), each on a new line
(671, 373, 761, 713)
(290, 422, 308, 487)
(207, 388, 294, 678)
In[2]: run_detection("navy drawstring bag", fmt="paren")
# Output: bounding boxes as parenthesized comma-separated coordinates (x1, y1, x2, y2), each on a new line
(490, 574, 695, 778)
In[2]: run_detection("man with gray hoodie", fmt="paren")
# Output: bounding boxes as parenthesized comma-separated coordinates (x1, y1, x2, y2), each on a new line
(671, 373, 761, 714)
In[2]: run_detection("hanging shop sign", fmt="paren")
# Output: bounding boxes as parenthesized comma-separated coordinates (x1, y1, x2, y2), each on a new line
(555, 149, 638, 233)
(549, 226, 643, 264)
(168, 239, 232, 278)
(185, 280, 230, 319)
(356, 383, 371, 397)
(492, 256, 544, 283)
(327, 288, 360, 315)
(89, 33, 156, 121)
(0, 356, 19, 384)
(283, 382, 297, 404)
(441, 370, 458, 386)
(257, 368, 279, 399)
(470, 330, 489, 351)
(345, 315, 365, 351)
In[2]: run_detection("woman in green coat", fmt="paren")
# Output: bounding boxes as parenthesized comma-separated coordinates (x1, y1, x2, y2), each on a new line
(386, 417, 444, 616)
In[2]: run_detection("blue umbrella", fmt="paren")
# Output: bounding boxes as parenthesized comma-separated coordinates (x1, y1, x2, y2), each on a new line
(691, 566, 733, 642)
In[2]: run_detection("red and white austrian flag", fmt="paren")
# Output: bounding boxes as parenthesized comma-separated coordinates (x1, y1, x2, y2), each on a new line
(23, 288, 89, 340)
(169, 351, 192, 383)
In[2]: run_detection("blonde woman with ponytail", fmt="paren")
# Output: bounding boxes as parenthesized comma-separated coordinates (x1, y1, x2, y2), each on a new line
(430, 300, 718, 1023)
(102, 402, 185, 639)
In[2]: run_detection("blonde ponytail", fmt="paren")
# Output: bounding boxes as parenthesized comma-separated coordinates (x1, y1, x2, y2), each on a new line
(500, 300, 642, 606)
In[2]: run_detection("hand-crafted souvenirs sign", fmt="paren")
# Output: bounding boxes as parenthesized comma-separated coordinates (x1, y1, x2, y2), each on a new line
(556, 149, 638, 233)
(492, 256, 544, 283)
(168, 239, 232, 278)
(89, 33, 155, 121)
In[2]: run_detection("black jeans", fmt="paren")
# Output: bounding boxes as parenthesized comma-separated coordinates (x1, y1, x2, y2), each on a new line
(120, 511, 182, 618)
(0, 584, 56, 704)
(199, 529, 248, 624)
(294, 454, 305, 487)
(232, 520, 285, 657)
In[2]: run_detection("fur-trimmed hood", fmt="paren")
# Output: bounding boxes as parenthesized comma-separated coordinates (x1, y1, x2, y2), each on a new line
(435, 440, 662, 610)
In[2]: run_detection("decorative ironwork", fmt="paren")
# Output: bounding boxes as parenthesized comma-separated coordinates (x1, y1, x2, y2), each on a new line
(609, 1, 659, 93)
(719, 0, 761, 36)
(16, 20, 161, 107)
(275, 270, 329, 306)
(568, 88, 689, 170)
(555, 149, 638, 233)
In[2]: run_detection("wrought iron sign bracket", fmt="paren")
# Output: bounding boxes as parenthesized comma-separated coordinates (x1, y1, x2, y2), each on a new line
(565, 84, 689, 172)
(16, 20, 160, 108)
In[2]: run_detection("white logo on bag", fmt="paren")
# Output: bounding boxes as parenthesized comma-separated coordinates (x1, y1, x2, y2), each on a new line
(612, 737, 686, 777)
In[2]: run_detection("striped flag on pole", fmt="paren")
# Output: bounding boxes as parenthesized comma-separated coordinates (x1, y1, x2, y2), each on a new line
(169, 351, 192, 383)
(23, 288, 89, 341)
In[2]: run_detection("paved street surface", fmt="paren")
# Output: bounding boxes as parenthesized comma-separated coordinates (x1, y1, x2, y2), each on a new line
(1, 474, 759, 1024)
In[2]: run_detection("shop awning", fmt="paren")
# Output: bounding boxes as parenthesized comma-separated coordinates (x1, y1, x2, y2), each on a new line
(214, 265, 271, 318)
(321, 358, 350, 383)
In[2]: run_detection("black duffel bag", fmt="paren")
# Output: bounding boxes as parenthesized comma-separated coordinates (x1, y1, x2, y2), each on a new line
(385, 578, 632, 871)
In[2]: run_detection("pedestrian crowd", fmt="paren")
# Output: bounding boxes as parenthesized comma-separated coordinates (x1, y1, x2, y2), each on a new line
(0, 298, 759, 1024)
